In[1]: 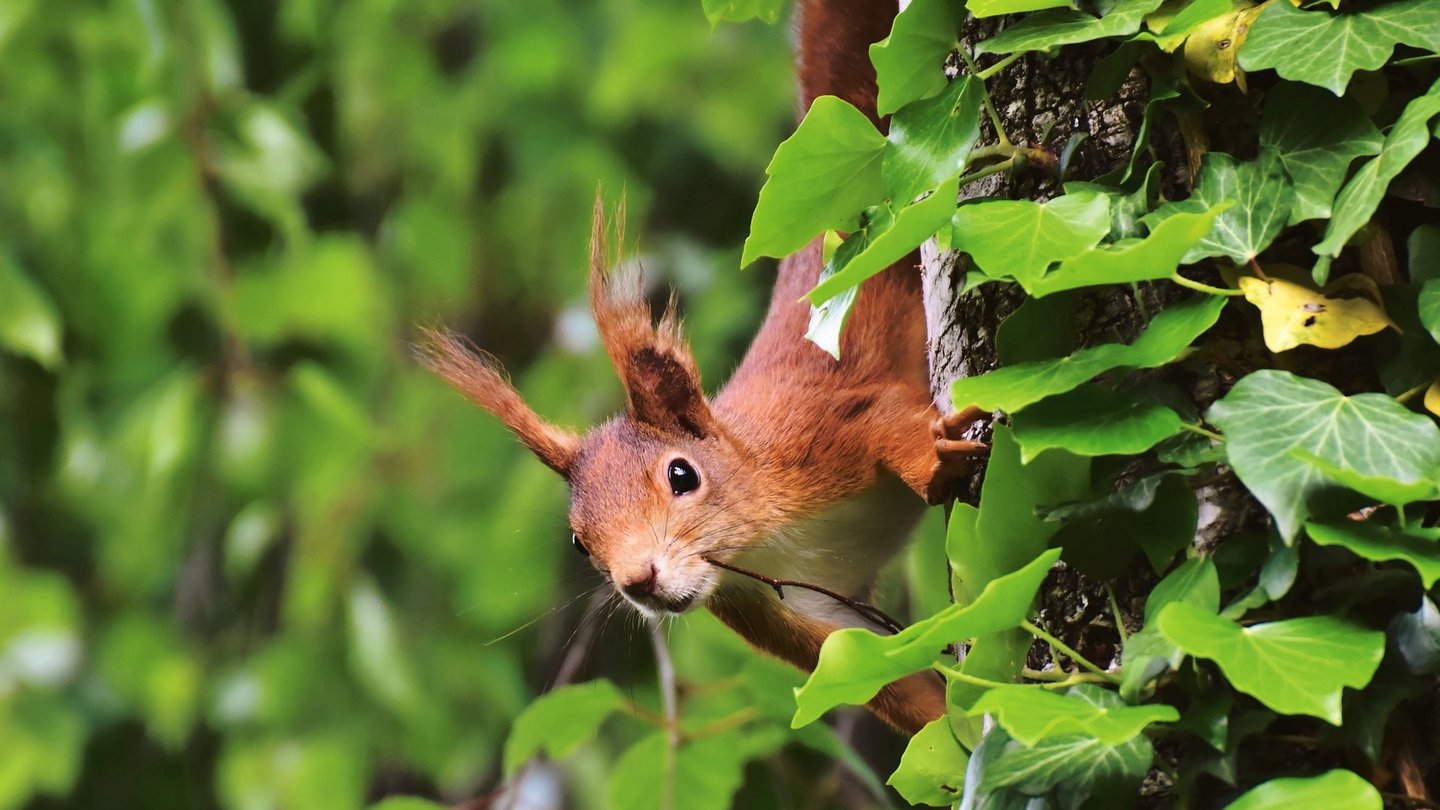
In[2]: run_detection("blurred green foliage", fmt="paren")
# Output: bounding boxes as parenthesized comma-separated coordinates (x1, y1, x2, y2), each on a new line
(0, 0, 940, 806)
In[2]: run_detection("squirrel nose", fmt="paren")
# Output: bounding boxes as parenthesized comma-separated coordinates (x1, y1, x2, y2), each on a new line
(620, 563, 659, 600)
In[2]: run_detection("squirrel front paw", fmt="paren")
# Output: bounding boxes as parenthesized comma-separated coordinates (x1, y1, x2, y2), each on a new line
(925, 406, 990, 504)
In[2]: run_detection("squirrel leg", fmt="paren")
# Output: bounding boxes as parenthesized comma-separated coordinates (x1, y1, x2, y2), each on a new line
(879, 398, 989, 505)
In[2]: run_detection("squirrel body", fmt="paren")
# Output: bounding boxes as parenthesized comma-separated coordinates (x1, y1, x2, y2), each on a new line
(424, 0, 985, 734)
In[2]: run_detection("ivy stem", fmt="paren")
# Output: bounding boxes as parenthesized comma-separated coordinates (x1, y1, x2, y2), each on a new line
(933, 664, 1120, 691)
(956, 156, 1019, 189)
(958, 48, 1013, 149)
(1020, 620, 1121, 683)
(1104, 583, 1129, 646)
(1180, 422, 1225, 442)
(1170, 273, 1245, 297)
(1397, 381, 1428, 404)
(978, 52, 1024, 80)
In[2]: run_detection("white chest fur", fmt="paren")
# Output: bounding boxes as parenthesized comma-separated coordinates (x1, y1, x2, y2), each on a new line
(726, 473, 927, 629)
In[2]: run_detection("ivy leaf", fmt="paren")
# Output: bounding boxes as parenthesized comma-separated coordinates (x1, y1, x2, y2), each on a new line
(870, 0, 961, 116)
(952, 295, 1226, 413)
(977, 686, 1154, 803)
(1053, 474, 1198, 579)
(1237, 265, 1397, 352)
(976, 0, 1167, 57)
(970, 685, 1179, 746)
(971, 0, 1077, 18)
(1315, 79, 1440, 260)
(1224, 769, 1382, 810)
(1292, 449, 1440, 506)
(1259, 83, 1383, 225)
(1064, 161, 1162, 241)
(1143, 149, 1290, 265)
(1026, 203, 1228, 296)
(805, 175, 958, 305)
(952, 192, 1112, 289)
(1207, 369, 1440, 542)
(1158, 0, 1237, 36)
(610, 727, 785, 810)
(1239, 0, 1440, 96)
(1155, 604, 1385, 724)
(502, 679, 625, 775)
(1121, 557, 1221, 702)
(889, 718, 969, 806)
(1306, 522, 1440, 589)
(1421, 279, 1440, 344)
(1011, 384, 1184, 462)
(1181, 2, 1264, 87)
(791, 549, 1061, 728)
(743, 96, 886, 265)
(884, 76, 984, 203)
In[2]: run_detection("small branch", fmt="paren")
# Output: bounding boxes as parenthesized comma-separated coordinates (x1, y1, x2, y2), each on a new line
(1397, 381, 1428, 404)
(686, 708, 758, 741)
(648, 622, 679, 810)
(704, 557, 906, 635)
(1021, 620, 1121, 683)
(1170, 273, 1246, 297)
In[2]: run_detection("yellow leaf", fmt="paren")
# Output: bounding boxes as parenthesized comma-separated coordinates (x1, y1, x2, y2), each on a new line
(1425, 380, 1440, 417)
(1236, 263, 1399, 352)
(1183, 1, 1262, 87)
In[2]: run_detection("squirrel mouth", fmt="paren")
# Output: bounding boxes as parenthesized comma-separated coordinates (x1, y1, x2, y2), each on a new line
(625, 591, 697, 615)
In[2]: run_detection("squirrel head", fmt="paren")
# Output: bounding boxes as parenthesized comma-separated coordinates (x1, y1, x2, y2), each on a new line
(420, 198, 752, 616)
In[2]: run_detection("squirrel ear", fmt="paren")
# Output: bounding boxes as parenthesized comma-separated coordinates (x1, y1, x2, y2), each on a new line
(587, 194, 716, 438)
(418, 328, 581, 478)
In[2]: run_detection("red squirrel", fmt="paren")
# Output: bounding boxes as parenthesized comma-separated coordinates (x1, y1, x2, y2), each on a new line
(422, 0, 985, 734)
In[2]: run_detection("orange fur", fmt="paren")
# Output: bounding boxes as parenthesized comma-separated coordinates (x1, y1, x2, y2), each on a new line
(421, 0, 988, 735)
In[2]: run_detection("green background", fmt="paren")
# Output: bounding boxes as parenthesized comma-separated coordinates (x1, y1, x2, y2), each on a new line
(0, 0, 938, 806)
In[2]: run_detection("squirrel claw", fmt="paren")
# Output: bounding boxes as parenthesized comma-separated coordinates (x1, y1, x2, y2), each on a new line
(925, 407, 991, 505)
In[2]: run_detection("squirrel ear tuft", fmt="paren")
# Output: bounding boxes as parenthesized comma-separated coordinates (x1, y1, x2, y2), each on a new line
(417, 327, 581, 478)
(587, 194, 716, 438)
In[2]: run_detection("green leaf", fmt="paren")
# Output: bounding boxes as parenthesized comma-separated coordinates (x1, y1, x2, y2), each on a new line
(883, 76, 984, 202)
(791, 548, 1061, 728)
(1120, 558, 1221, 701)
(346, 578, 425, 722)
(970, 685, 1179, 746)
(977, 686, 1154, 802)
(1258, 83, 1383, 225)
(970, 0, 1076, 18)
(610, 728, 785, 810)
(1224, 769, 1381, 810)
(976, 0, 1167, 56)
(743, 96, 886, 265)
(952, 295, 1226, 413)
(369, 799, 448, 810)
(806, 174, 958, 305)
(870, 0, 961, 115)
(1420, 278, 1440, 344)
(996, 292, 1078, 364)
(1238, 0, 1440, 96)
(1054, 474, 1199, 579)
(1012, 384, 1184, 462)
(1155, 604, 1385, 724)
(502, 679, 625, 775)
(888, 718, 969, 806)
(1026, 203, 1229, 296)
(0, 254, 62, 369)
(1315, 78, 1440, 259)
(1207, 369, 1440, 541)
(1143, 150, 1290, 265)
(1292, 449, 1440, 506)
(701, 0, 784, 25)
(952, 192, 1112, 289)
(1391, 596, 1440, 674)
(1306, 521, 1440, 589)
(1158, 0, 1234, 36)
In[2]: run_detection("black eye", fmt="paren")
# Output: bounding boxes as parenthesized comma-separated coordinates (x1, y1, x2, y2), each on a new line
(571, 533, 589, 557)
(667, 459, 700, 495)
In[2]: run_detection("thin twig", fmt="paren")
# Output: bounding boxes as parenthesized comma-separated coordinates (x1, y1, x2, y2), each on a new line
(1021, 619, 1121, 683)
(704, 557, 906, 635)
(648, 621, 679, 810)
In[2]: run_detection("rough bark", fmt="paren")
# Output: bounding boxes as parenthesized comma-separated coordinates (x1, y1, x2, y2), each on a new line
(922, 18, 1275, 808)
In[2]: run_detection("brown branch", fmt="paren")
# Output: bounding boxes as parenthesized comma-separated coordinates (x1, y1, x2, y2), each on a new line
(703, 557, 907, 636)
